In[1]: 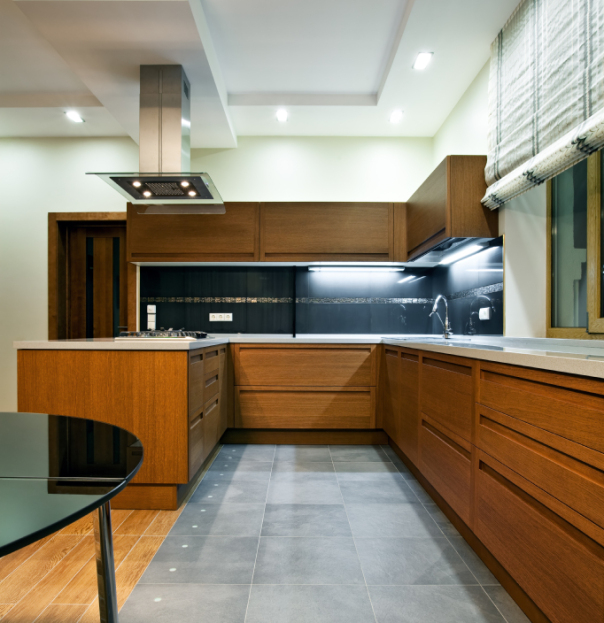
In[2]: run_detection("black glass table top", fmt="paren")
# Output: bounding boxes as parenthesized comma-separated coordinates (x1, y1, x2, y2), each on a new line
(0, 412, 143, 557)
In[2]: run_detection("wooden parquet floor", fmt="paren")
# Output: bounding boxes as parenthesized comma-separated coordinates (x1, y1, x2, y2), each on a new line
(0, 507, 183, 622)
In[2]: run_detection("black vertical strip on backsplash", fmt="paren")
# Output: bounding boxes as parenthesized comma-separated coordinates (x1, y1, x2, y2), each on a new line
(292, 267, 297, 337)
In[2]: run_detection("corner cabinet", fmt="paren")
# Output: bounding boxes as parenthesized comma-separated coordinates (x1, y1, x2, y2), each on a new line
(406, 156, 498, 260)
(233, 344, 378, 429)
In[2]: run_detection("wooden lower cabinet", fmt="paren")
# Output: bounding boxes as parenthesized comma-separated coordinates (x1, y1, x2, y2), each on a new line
(382, 347, 401, 440)
(399, 349, 419, 465)
(419, 416, 472, 525)
(234, 344, 378, 430)
(475, 450, 604, 623)
(236, 387, 374, 429)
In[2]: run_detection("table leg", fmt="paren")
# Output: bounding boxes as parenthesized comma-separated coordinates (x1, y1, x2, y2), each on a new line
(93, 501, 119, 623)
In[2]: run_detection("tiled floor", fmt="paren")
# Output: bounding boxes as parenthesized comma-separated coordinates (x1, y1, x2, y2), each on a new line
(119, 444, 531, 623)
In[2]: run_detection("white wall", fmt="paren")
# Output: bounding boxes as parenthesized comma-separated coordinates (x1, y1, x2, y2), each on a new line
(0, 137, 137, 412)
(0, 135, 434, 411)
(192, 136, 434, 202)
(432, 61, 548, 338)
(432, 62, 490, 166)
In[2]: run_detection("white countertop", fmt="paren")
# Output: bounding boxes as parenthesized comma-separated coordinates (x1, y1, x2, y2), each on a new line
(14, 334, 604, 379)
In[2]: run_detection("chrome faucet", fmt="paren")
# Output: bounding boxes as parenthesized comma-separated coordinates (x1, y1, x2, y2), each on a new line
(429, 294, 454, 339)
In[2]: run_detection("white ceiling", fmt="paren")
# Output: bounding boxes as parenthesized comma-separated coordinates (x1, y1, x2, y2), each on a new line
(0, 0, 519, 146)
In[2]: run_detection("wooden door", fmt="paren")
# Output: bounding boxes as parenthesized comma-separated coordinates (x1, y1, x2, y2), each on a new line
(67, 225, 127, 338)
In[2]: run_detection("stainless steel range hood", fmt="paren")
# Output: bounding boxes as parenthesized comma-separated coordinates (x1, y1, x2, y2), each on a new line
(89, 65, 225, 214)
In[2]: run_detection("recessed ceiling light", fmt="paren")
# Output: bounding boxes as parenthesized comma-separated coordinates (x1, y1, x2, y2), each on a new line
(276, 108, 288, 123)
(413, 52, 433, 70)
(398, 275, 416, 283)
(390, 109, 403, 124)
(65, 110, 84, 123)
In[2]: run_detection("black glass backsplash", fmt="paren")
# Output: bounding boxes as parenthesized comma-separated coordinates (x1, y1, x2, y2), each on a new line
(139, 238, 504, 336)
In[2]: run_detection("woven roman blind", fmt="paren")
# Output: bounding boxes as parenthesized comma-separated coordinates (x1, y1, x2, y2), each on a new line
(483, 0, 604, 209)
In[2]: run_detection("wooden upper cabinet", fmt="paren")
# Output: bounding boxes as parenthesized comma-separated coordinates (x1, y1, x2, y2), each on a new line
(127, 202, 260, 261)
(260, 202, 393, 261)
(406, 156, 498, 260)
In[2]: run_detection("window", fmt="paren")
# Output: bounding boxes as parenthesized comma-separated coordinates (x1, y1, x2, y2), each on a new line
(547, 152, 603, 337)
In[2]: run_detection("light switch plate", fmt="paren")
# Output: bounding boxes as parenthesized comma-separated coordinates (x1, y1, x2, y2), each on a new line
(147, 304, 156, 313)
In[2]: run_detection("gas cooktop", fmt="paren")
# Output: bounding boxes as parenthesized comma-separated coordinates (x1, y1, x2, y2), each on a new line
(116, 330, 208, 341)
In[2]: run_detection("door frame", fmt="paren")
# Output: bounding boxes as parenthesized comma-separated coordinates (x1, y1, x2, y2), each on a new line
(48, 212, 137, 339)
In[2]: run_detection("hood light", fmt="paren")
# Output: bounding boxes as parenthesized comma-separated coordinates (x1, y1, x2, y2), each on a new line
(65, 110, 84, 123)
(309, 267, 404, 272)
(439, 244, 484, 265)
(181, 181, 190, 188)
(143, 190, 152, 198)
(132, 181, 142, 188)
(188, 190, 197, 197)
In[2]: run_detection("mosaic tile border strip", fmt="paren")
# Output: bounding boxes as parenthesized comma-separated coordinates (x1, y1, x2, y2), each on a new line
(140, 283, 502, 306)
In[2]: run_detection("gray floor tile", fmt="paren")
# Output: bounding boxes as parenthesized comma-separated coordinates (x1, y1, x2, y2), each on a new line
(484, 586, 531, 623)
(218, 443, 276, 462)
(206, 460, 273, 480)
(267, 474, 343, 504)
(406, 479, 434, 503)
(139, 536, 258, 585)
(346, 503, 442, 538)
(275, 445, 332, 462)
(369, 585, 506, 623)
(339, 479, 419, 505)
(119, 584, 250, 623)
(423, 503, 461, 537)
(246, 585, 376, 623)
(334, 462, 400, 476)
(448, 536, 500, 585)
(355, 537, 477, 585)
(272, 461, 335, 474)
(170, 503, 265, 536)
(191, 478, 269, 504)
(329, 445, 390, 463)
(262, 504, 351, 537)
(254, 537, 365, 585)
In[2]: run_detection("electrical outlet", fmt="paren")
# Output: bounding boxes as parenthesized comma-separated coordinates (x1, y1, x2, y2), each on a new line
(147, 304, 156, 313)
(479, 307, 491, 320)
(209, 313, 233, 321)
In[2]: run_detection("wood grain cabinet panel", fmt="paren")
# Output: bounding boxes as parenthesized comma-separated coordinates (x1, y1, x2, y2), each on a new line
(202, 396, 221, 461)
(381, 348, 401, 442)
(476, 404, 604, 544)
(419, 417, 472, 525)
(399, 349, 420, 465)
(421, 354, 474, 443)
(261, 203, 393, 261)
(480, 362, 604, 456)
(127, 202, 259, 261)
(236, 387, 375, 429)
(475, 450, 604, 623)
(188, 350, 204, 420)
(236, 345, 376, 387)
(406, 156, 498, 260)
(188, 414, 204, 480)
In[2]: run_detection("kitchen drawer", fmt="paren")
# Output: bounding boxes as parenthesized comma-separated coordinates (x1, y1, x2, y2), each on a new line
(480, 362, 604, 456)
(188, 350, 204, 420)
(203, 396, 221, 460)
(236, 345, 376, 387)
(382, 347, 401, 441)
(421, 353, 474, 443)
(235, 386, 375, 429)
(188, 413, 204, 479)
(419, 415, 472, 525)
(475, 450, 604, 623)
(400, 349, 420, 465)
(203, 347, 220, 375)
(476, 404, 604, 545)
(204, 368, 220, 403)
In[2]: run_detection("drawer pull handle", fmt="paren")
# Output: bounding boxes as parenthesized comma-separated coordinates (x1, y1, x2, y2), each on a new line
(190, 354, 203, 364)
(205, 399, 219, 415)
(205, 375, 218, 388)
